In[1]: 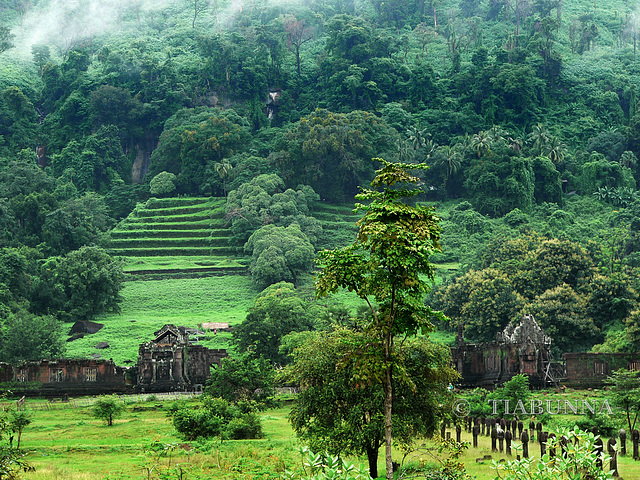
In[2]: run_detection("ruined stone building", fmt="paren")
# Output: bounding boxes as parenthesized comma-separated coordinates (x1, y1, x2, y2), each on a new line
(451, 314, 560, 388)
(0, 359, 127, 396)
(563, 352, 640, 388)
(0, 324, 228, 397)
(136, 324, 228, 392)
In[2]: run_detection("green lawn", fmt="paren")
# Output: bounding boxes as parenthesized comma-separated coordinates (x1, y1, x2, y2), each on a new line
(19, 391, 640, 480)
(121, 256, 248, 273)
(64, 275, 259, 364)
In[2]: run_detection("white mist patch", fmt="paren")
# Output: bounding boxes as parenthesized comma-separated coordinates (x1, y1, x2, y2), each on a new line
(10, 0, 173, 58)
(8, 0, 310, 60)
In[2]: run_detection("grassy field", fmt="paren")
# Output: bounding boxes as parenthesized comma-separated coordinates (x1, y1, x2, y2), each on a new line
(15, 389, 640, 480)
(64, 275, 260, 365)
(121, 256, 248, 273)
(20, 398, 300, 479)
(63, 268, 456, 365)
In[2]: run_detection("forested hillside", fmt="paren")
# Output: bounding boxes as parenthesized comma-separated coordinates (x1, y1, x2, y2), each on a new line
(1, 0, 640, 361)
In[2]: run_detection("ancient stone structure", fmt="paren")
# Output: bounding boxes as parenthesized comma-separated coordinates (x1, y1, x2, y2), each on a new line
(451, 314, 560, 388)
(0, 325, 229, 397)
(563, 352, 640, 388)
(0, 359, 127, 396)
(136, 324, 228, 391)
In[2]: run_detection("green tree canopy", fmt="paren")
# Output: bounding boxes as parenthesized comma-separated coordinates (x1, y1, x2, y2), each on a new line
(245, 224, 315, 289)
(232, 282, 315, 365)
(92, 396, 125, 426)
(33, 246, 125, 322)
(286, 328, 458, 479)
(272, 109, 397, 202)
(0, 312, 65, 363)
(149, 107, 251, 195)
(205, 355, 276, 405)
(315, 159, 444, 479)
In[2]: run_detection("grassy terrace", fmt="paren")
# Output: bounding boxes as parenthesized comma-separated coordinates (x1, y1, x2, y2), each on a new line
(105, 197, 239, 260)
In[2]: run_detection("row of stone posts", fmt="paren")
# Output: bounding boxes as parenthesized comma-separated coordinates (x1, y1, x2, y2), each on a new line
(454, 417, 640, 478)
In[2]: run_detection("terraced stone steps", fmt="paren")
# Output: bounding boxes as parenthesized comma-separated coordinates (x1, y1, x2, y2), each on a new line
(106, 197, 238, 259)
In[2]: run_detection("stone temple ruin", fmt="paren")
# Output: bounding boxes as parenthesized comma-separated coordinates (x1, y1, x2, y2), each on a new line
(0, 324, 228, 397)
(136, 324, 228, 392)
(451, 314, 562, 388)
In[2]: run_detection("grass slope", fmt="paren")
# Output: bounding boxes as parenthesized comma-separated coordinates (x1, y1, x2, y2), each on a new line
(64, 276, 259, 365)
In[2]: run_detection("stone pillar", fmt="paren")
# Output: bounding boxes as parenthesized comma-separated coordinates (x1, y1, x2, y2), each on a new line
(632, 429, 639, 461)
(522, 429, 529, 459)
(481, 417, 486, 436)
(536, 422, 543, 443)
(505, 429, 512, 455)
(441, 421, 446, 440)
(620, 429, 627, 457)
(518, 421, 523, 438)
(456, 424, 462, 443)
(595, 436, 604, 470)
(548, 433, 556, 458)
(560, 435, 568, 459)
(498, 428, 505, 453)
(511, 418, 517, 433)
(529, 420, 535, 440)
(608, 437, 618, 477)
(540, 431, 547, 456)
(472, 424, 479, 448)
(500, 418, 506, 431)
(491, 426, 498, 452)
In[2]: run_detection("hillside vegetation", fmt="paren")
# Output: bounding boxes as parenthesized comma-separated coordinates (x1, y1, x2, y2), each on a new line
(0, 0, 638, 365)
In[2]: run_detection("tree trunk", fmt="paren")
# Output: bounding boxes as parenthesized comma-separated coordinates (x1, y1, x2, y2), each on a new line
(295, 45, 301, 76)
(384, 331, 394, 480)
(366, 444, 379, 479)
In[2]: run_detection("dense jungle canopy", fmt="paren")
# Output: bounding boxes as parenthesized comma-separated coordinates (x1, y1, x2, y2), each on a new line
(1, 0, 640, 361)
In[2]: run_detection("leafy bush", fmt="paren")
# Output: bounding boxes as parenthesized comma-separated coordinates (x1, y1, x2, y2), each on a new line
(226, 412, 262, 439)
(168, 397, 263, 441)
(169, 405, 222, 440)
(281, 448, 370, 480)
(92, 396, 125, 426)
(149, 171, 177, 196)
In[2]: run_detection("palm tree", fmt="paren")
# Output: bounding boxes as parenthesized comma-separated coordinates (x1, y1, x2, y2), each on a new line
(407, 126, 429, 151)
(471, 130, 492, 157)
(545, 135, 567, 165)
(488, 125, 508, 146)
(437, 145, 463, 178)
(620, 151, 638, 169)
(528, 123, 551, 156)
(215, 162, 232, 196)
(424, 138, 437, 161)
(397, 139, 414, 163)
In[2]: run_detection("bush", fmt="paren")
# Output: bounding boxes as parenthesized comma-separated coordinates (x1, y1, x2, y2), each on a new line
(92, 396, 125, 426)
(168, 397, 263, 441)
(170, 407, 222, 440)
(226, 412, 263, 439)
(149, 171, 177, 196)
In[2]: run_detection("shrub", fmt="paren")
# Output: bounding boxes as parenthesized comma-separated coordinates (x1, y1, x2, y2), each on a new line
(168, 397, 263, 441)
(170, 407, 222, 440)
(493, 427, 615, 480)
(92, 396, 125, 426)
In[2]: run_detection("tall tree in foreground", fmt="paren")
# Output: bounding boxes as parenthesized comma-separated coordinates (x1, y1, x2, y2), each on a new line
(315, 159, 444, 480)
(287, 328, 457, 478)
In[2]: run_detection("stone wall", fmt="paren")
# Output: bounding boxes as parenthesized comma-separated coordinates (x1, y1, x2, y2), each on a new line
(564, 352, 640, 388)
